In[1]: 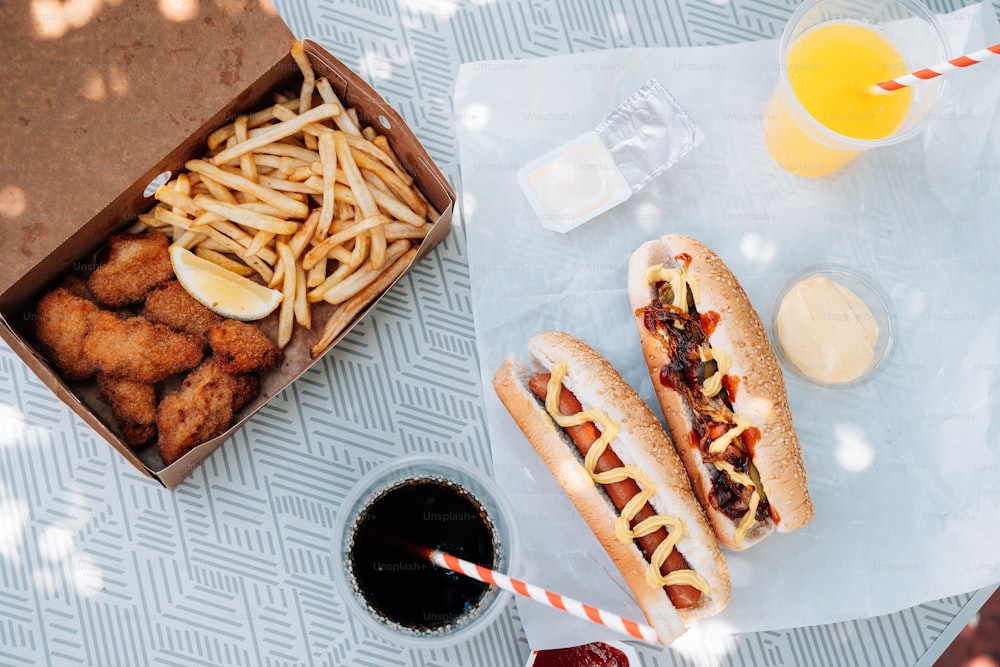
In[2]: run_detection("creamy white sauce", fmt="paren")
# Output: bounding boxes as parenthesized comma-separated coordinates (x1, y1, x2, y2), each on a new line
(776, 276, 879, 383)
(521, 132, 630, 231)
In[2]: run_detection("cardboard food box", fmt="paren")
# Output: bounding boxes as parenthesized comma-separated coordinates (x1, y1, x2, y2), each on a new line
(0, 2, 454, 489)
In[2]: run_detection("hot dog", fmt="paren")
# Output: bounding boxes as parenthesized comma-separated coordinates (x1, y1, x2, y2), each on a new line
(526, 373, 704, 611)
(492, 331, 729, 646)
(627, 235, 814, 551)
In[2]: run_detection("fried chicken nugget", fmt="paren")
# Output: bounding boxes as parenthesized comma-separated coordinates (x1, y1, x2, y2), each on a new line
(143, 280, 222, 346)
(157, 360, 256, 465)
(207, 320, 282, 373)
(87, 232, 174, 307)
(82, 311, 203, 383)
(35, 288, 101, 382)
(59, 274, 97, 302)
(231, 373, 260, 414)
(97, 373, 157, 448)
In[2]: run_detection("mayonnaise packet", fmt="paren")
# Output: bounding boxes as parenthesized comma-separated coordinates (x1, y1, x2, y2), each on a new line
(517, 79, 703, 233)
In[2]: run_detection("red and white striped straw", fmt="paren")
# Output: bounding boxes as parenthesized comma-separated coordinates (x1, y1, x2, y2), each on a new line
(874, 42, 1000, 92)
(422, 547, 660, 644)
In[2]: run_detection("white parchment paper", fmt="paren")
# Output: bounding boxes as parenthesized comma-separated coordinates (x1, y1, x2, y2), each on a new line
(455, 3, 1000, 650)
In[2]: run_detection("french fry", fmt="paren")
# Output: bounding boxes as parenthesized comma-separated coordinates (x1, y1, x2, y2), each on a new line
(306, 258, 327, 289)
(239, 201, 291, 218)
(173, 229, 206, 250)
(193, 195, 300, 235)
(195, 219, 271, 267)
(369, 225, 387, 270)
(252, 154, 289, 171)
(274, 133, 308, 148)
(352, 150, 426, 217)
(310, 247, 417, 357)
(418, 191, 440, 222)
(334, 131, 379, 221)
(194, 246, 255, 276)
(136, 211, 166, 229)
(321, 240, 410, 305)
(288, 165, 315, 182)
(301, 214, 389, 270)
(360, 171, 427, 226)
(125, 219, 153, 234)
(199, 174, 240, 204)
(203, 216, 252, 245)
(257, 174, 322, 195)
(246, 230, 275, 258)
(234, 116, 260, 186)
(271, 104, 333, 141)
(347, 135, 412, 185)
(203, 220, 278, 266)
(268, 261, 284, 290)
(276, 241, 297, 349)
(174, 173, 192, 196)
(291, 42, 315, 103)
(384, 221, 433, 241)
(154, 206, 196, 230)
(154, 185, 201, 217)
(289, 209, 321, 259)
(302, 174, 330, 193)
(200, 226, 275, 283)
(317, 131, 337, 240)
(185, 160, 308, 218)
(294, 260, 310, 328)
(191, 236, 231, 254)
(315, 77, 362, 137)
(348, 226, 369, 269)
(246, 142, 320, 164)
(291, 41, 318, 151)
(209, 103, 343, 166)
(307, 261, 353, 303)
(326, 244, 354, 266)
(330, 182, 360, 208)
(206, 98, 300, 150)
(337, 201, 355, 222)
(279, 156, 300, 175)
(371, 134, 412, 185)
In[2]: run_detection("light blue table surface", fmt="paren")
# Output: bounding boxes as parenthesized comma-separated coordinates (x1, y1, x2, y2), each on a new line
(2, 1, 996, 665)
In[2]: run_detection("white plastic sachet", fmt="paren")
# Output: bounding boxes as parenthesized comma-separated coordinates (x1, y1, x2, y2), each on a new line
(517, 79, 703, 233)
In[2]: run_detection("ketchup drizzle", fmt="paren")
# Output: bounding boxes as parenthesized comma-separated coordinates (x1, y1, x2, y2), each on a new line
(700, 311, 721, 338)
(721, 374, 740, 403)
(642, 283, 770, 524)
(740, 426, 761, 456)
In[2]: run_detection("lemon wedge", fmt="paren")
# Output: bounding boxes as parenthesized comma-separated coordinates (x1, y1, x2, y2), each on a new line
(169, 245, 282, 320)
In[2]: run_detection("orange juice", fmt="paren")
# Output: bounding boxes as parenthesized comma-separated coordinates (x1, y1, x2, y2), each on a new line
(764, 20, 913, 177)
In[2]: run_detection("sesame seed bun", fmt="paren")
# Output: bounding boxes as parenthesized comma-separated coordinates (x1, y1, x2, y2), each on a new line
(627, 235, 813, 551)
(492, 331, 730, 645)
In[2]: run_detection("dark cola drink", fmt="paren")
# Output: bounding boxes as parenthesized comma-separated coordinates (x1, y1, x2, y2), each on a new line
(347, 477, 498, 632)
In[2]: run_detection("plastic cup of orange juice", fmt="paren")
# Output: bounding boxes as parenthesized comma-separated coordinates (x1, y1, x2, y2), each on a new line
(763, 0, 949, 177)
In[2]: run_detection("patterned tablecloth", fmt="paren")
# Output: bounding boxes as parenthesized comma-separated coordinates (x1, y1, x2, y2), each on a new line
(1, 1, 994, 665)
